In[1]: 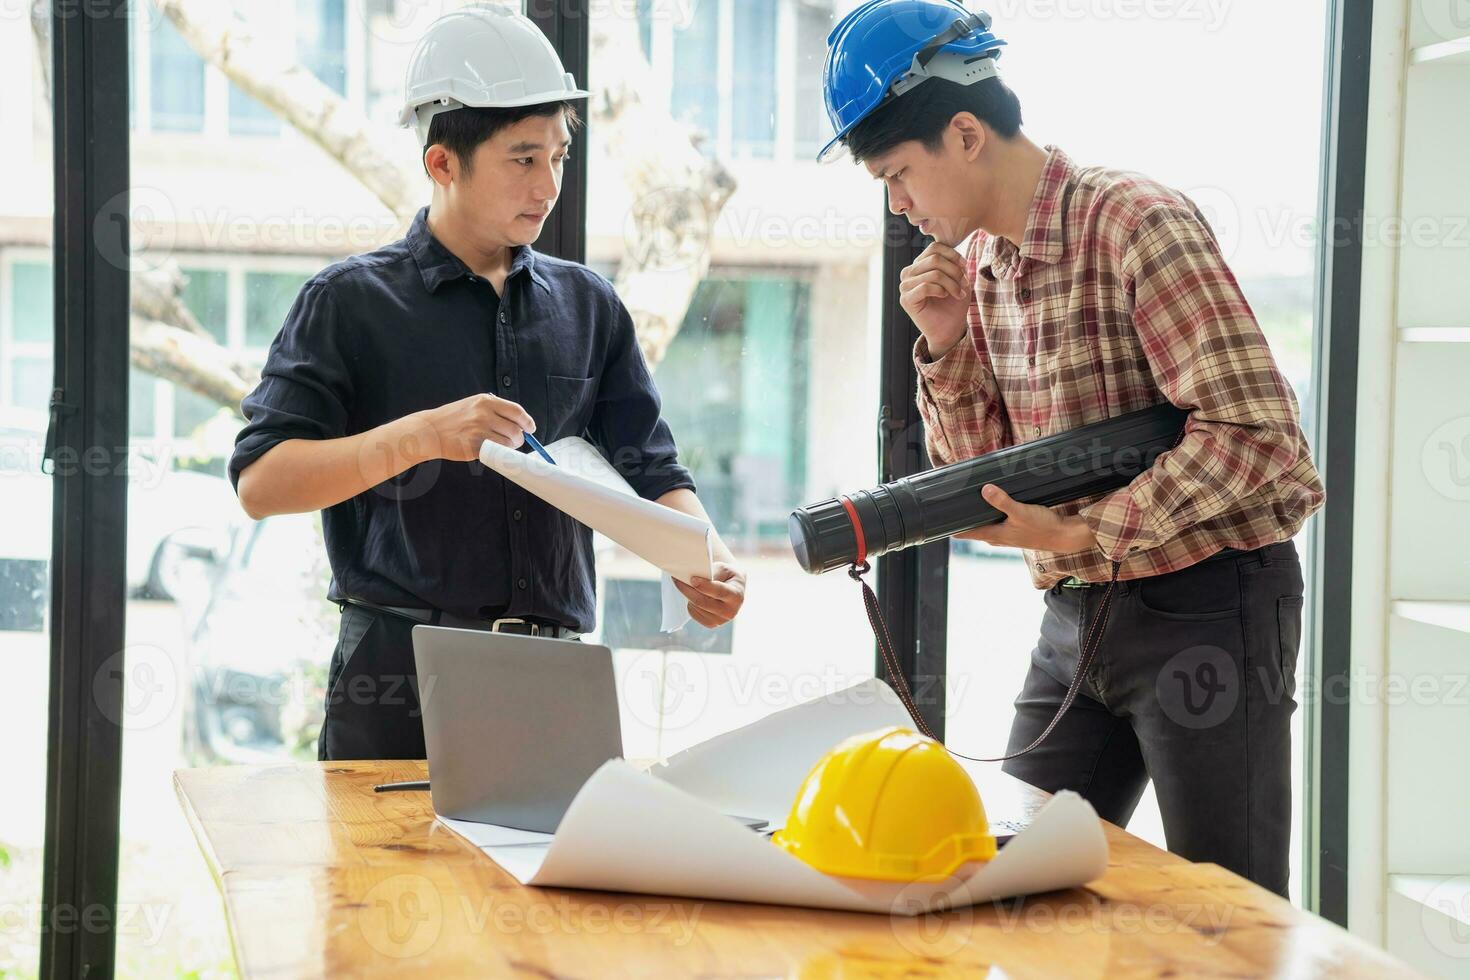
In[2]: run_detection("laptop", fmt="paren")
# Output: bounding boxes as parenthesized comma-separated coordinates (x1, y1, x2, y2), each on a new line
(410, 625, 623, 833)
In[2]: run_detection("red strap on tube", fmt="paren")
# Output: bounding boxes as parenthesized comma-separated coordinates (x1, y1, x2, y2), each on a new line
(838, 495, 866, 565)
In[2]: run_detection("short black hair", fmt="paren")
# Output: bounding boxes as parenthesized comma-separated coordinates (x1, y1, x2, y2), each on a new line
(843, 76, 1022, 163)
(422, 102, 583, 177)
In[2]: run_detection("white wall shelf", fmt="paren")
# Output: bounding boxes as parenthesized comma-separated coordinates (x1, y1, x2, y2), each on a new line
(1388, 344, 1470, 600)
(1387, 875, 1470, 976)
(1410, 36, 1470, 66)
(1393, 600, 1470, 635)
(1400, 327, 1470, 342)
(1391, 874, 1470, 924)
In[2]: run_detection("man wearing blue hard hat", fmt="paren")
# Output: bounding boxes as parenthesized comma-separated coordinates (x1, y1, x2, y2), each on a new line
(820, 0, 1324, 896)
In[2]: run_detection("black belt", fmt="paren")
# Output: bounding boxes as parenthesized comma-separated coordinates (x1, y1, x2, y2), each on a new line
(1059, 543, 1284, 589)
(339, 596, 581, 640)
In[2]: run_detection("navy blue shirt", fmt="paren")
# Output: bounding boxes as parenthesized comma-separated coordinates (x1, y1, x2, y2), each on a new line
(228, 206, 695, 632)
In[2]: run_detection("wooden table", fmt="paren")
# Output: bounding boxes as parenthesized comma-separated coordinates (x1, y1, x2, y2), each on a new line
(175, 760, 1420, 978)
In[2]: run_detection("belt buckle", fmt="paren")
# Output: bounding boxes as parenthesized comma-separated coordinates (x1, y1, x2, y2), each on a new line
(1059, 576, 1091, 589)
(491, 617, 539, 636)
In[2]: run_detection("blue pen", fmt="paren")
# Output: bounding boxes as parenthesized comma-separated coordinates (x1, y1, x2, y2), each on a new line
(523, 431, 556, 465)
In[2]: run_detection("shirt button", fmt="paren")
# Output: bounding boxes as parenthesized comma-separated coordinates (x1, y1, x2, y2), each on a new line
(498, 311, 507, 323)
(1019, 287, 1031, 301)
(1036, 563, 1046, 572)
(502, 374, 513, 388)
(517, 577, 528, 590)
(513, 509, 523, 521)
(1034, 425, 1042, 436)
(1027, 355, 1036, 367)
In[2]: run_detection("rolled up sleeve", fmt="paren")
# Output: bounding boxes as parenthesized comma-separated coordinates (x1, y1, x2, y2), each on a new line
(588, 292, 695, 501)
(227, 278, 354, 492)
(1079, 205, 1306, 560)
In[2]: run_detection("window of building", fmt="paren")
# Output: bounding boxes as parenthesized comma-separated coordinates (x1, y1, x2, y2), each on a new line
(2, 258, 54, 415)
(732, 0, 779, 158)
(671, 0, 721, 145)
(298, 0, 348, 96)
(182, 268, 229, 345)
(655, 272, 812, 540)
(132, 0, 353, 136)
(245, 271, 310, 348)
(148, 7, 206, 133)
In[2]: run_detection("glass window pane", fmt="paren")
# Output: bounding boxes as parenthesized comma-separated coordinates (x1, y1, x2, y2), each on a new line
(732, 0, 778, 157)
(671, 0, 720, 144)
(246, 271, 309, 347)
(9, 358, 51, 415)
(298, 0, 347, 96)
(636, 0, 653, 58)
(229, 83, 282, 136)
(173, 384, 221, 440)
(130, 369, 157, 440)
(124, 0, 369, 969)
(591, 1, 882, 759)
(180, 267, 228, 344)
(940, 0, 1329, 907)
(793, 1, 831, 159)
(656, 275, 811, 538)
(147, 1, 205, 132)
(0, 50, 53, 977)
(11, 262, 52, 343)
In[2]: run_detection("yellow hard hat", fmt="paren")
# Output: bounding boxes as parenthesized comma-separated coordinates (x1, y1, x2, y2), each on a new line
(771, 726, 997, 882)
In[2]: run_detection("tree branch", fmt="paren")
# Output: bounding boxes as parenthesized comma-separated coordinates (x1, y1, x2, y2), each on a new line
(130, 317, 254, 410)
(589, 13, 738, 369)
(153, 0, 422, 225)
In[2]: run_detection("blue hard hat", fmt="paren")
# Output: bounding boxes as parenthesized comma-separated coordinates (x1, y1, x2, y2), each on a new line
(819, 0, 1006, 162)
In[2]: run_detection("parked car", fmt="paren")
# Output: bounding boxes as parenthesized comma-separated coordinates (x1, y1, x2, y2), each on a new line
(178, 512, 333, 765)
(0, 407, 244, 630)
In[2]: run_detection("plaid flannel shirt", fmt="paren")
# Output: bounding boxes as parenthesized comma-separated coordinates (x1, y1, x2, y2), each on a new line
(915, 147, 1324, 588)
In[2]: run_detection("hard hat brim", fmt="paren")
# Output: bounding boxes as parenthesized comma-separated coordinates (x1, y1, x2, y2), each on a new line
(816, 135, 850, 165)
(398, 88, 591, 130)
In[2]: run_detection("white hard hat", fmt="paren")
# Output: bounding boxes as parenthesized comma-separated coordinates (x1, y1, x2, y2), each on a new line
(397, 4, 590, 146)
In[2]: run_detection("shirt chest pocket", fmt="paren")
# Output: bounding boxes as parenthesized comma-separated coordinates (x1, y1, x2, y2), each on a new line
(545, 374, 597, 442)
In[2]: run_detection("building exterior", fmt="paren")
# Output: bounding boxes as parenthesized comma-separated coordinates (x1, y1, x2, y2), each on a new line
(1, 0, 884, 543)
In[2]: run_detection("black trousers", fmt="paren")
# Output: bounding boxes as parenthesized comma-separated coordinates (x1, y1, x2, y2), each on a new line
(1001, 541, 1304, 897)
(318, 604, 428, 762)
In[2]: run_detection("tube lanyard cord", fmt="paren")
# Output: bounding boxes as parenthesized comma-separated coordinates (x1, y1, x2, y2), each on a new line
(841, 495, 1123, 762)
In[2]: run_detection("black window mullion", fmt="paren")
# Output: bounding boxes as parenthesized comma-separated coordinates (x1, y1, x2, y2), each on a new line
(877, 212, 949, 737)
(40, 1, 131, 977)
(1308, 0, 1373, 929)
(528, 0, 589, 263)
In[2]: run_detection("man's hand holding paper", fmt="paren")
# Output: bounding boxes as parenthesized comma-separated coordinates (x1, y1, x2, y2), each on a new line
(478, 436, 746, 630)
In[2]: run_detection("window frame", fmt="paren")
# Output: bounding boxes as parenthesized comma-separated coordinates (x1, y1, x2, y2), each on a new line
(41, 0, 132, 974)
(1305, 0, 1374, 928)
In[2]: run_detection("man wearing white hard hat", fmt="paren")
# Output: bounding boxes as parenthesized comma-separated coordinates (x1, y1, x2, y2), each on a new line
(228, 5, 747, 761)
